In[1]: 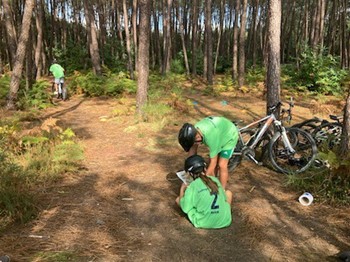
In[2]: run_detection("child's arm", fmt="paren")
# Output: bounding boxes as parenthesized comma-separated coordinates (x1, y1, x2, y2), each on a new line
(175, 183, 187, 206)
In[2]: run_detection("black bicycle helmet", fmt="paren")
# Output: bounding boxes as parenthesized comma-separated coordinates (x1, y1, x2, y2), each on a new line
(178, 123, 197, 152)
(184, 155, 206, 176)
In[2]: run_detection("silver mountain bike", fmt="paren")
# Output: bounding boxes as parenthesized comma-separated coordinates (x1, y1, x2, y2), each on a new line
(228, 102, 318, 175)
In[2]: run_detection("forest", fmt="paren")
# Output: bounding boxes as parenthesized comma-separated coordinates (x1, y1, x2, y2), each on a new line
(0, 0, 349, 260)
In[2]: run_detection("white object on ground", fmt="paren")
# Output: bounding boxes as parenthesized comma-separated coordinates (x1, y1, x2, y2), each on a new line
(298, 192, 314, 206)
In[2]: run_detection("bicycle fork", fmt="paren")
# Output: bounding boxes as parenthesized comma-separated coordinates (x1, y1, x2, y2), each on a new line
(275, 121, 296, 154)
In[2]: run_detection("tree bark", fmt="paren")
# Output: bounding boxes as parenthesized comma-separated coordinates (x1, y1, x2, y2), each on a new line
(340, 90, 350, 155)
(152, 1, 162, 69)
(205, 0, 213, 85)
(214, 0, 225, 73)
(6, 0, 35, 110)
(191, 0, 199, 77)
(137, 0, 151, 115)
(83, 0, 102, 76)
(266, 0, 281, 114)
(3, 0, 18, 69)
(132, 0, 138, 71)
(238, 0, 247, 88)
(232, 0, 240, 81)
(34, 0, 44, 79)
(175, 0, 190, 75)
(162, 0, 172, 75)
(123, 0, 135, 79)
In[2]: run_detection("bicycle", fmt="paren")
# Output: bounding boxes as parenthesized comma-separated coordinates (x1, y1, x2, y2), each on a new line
(228, 101, 318, 175)
(52, 78, 68, 101)
(311, 115, 343, 148)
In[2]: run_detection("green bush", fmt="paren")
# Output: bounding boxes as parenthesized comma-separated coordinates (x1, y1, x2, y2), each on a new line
(296, 46, 347, 95)
(18, 80, 53, 110)
(246, 66, 266, 86)
(0, 117, 84, 230)
(171, 59, 185, 74)
(0, 150, 37, 229)
(105, 72, 137, 95)
(69, 71, 136, 97)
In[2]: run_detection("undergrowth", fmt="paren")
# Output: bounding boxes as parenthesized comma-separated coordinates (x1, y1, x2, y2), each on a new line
(0, 114, 84, 231)
(286, 147, 350, 206)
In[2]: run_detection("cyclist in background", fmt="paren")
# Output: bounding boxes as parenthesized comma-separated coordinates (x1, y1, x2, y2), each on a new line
(175, 154, 232, 229)
(49, 59, 65, 97)
(178, 116, 239, 189)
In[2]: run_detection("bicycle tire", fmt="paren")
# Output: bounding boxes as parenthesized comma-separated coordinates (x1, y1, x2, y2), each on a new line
(268, 127, 317, 174)
(228, 129, 255, 173)
(247, 130, 272, 163)
(292, 117, 324, 134)
(311, 122, 343, 148)
(62, 85, 68, 101)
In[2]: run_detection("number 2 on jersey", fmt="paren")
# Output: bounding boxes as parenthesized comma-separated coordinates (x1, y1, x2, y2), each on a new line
(211, 193, 219, 209)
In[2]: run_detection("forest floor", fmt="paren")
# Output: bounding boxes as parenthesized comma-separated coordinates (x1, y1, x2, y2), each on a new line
(0, 82, 349, 262)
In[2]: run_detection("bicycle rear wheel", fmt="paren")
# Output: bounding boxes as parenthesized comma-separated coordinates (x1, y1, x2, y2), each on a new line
(62, 85, 68, 100)
(269, 127, 317, 174)
(312, 122, 342, 148)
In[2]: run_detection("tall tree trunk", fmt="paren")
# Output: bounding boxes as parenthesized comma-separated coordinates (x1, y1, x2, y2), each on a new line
(7, 0, 35, 110)
(191, 0, 198, 76)
(266, 0, 281, 114)
(340, 90, 350, 154)
(132, 0, 138, 71)
(25, 27, 34, 91)
(115, 0, 124, 44)
(238, 0, 247, 88)
(136, 0, 151, 115)
(232, 0, 240, 81)
(97, 1, 106, 65)
(83, 1, 102, 76)
(123, 0, 135, 79)
(162, 0, 172, 75)
(205, 0, 213, 85)
(152, 1, 162, 69)
(214, 0, 225, 73)
(340, 0, 348, 68)
(319, 0, 326, 50)
(34, 0, 44, 79)
(175, 0, 190, 75)
(251, 0, 260, 68)
(3, 0, 18, 69)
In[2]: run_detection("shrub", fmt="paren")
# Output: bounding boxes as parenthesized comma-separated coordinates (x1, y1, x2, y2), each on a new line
(0, 150, 37, 230)
(171, 59, 185, 74)
(246, 66, 266, 86)
(69, 71, 136, 97)
(18, 80, 53, 110)
(286, 149, 350, 206)
(296, 46, 347, 95)
(0, 116, 84, 230)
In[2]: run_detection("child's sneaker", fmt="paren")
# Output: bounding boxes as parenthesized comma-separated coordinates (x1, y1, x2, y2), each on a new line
(53, 91, 58, 95)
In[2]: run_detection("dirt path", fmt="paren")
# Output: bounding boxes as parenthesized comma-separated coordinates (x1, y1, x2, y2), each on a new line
(1, 91, 349, 261)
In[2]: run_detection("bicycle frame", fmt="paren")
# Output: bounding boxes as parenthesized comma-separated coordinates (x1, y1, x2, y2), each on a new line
(233, 111, 296, 163)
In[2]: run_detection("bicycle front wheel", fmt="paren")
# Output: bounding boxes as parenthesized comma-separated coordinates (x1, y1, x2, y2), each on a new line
(228, 129, 255, 173)
(268, 127, 317, 174)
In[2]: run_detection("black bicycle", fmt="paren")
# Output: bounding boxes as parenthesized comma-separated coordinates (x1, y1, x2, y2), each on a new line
(292, 114, 343, 148)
